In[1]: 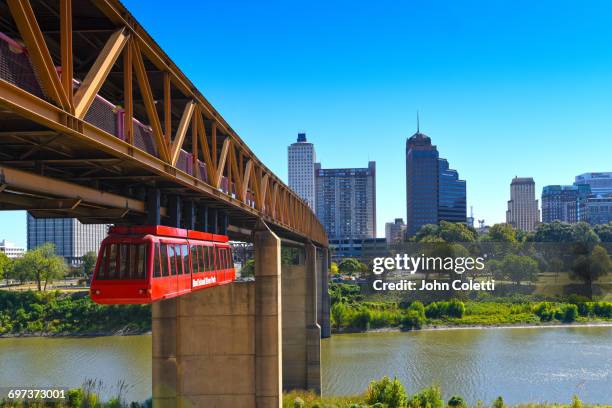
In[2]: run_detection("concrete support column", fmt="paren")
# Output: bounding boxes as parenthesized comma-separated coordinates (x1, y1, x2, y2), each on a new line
(305, 243, 322, 393)
(281, 261, 307, 390)
(152, 284, 257, 407)
(167, 195, 181, 228)
(320, 248, 331, 338)
(146, 187, 160, 225)
(254, 222, 283, 407)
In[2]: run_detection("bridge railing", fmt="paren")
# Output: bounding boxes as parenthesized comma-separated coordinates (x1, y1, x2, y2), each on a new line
(0, 0, 327, 246)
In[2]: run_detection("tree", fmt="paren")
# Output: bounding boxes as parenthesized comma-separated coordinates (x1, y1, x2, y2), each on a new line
(330, 262, 340, 276)
(571, 222, 600, 254)
(80, 251, 97, 281)
(0, 252, 10, 284)
(11, 243, 67, 291)
(532, 221, 574, 242)
(594, 222, 612, 242)
(500, 254, 539, 286)
(571, 245, 611, 299)
(484, 223, 517, 243)
(338, 258, 367, 276)
(240, 259, 255, 278)
(415, 221, 476, 243)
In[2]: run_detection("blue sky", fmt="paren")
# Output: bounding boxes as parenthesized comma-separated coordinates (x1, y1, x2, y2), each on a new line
(2, 0, 612, 246)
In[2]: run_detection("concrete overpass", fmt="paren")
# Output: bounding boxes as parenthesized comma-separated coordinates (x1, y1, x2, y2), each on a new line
(0, 0, 330, 406)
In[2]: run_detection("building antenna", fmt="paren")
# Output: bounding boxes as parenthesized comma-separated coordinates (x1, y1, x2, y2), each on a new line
(416, 111, 420, 133)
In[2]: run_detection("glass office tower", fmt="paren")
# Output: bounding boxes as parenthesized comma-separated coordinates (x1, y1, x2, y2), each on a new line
(438, 159, 467, 224)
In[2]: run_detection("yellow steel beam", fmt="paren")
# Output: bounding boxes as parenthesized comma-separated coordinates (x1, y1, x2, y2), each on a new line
(131, 41, 170, 162)
(170, 101, 195, 166)
(241, 160, 253, 203)
(74, 28, 129, 119)
(60, 0, 73, 110)
(214, 138, 230, 189)
(7, 0, 71, 111)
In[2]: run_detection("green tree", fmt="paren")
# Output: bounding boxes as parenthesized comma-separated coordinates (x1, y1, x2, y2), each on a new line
(415, 221, 476, 243)
(0, 252, 11, 284)
(484, 223, 517, 243)
(571, 222, 601, 253)
(500, 254, 539, 285)
(532, 221, 574, 242)
(80, 251, 97, 281)
(338, 258, 367, 276)
(240, 259, 255, 277)
(11, 244, 67, 291)
(331, 302, 349, 329)
(594, 222, 612, 242)
(571, 245, 611, 299)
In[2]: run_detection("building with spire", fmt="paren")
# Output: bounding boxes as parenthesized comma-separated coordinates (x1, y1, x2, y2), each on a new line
(405, 116, 466, 237)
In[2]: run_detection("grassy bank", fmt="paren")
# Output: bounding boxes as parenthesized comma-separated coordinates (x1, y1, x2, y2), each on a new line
(330, 283, 612, 332)
(283, 377, 610, 408)
(0, 290, 150, 336)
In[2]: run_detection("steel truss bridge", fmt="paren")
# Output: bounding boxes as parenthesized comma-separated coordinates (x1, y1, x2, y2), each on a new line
(0, 0, 327, 247)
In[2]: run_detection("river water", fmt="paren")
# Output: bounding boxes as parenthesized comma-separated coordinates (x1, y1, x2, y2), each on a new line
(0, 326, 610, 404)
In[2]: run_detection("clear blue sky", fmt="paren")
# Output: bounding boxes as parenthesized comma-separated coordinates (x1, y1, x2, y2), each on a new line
(2, 0, 612, 245)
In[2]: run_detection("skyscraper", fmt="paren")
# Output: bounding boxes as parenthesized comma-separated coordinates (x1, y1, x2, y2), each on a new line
(506, 177, 540, 231)
(385, 218, 407, 245)
(315, 162, 376, 240)
(288, 133, 316, 209)
(405, 124, 466, 237)
(27, 215, 109, 265)
(541, 185, 579, 223)
(574, 172, 612, 196)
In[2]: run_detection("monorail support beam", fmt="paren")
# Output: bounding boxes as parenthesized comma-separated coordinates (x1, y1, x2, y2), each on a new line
(146, 187, 160, 225)
(167, 195, 181, 228)
(183, 200, 195, 230)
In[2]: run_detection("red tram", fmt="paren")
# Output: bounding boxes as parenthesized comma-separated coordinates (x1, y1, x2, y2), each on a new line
(90, 225, 235, 304)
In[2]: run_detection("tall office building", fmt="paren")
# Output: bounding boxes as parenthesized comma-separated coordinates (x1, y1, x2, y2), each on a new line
(315, 162, 376, 240)
(385, 218, 406, 245)
(405, 128, 466, 237)
(506, 177, 540, 231)
(27, 214, 109, 265)
(541, 185, 579, 223)
(574, 172, 612, 196)
(288, 133, 316, 209)
(584, 195, 612, 225)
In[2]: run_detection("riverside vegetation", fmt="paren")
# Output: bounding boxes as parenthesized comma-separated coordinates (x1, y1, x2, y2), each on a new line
(283, 376, 606, 408)
(329, 282, 612, 331)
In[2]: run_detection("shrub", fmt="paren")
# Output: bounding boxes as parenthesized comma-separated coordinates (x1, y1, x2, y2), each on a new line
(293, 396, 305, 408)
(365, 376, 408, 408)
(555, 304, 579, 323)
(425, 300, 465, 319)
(408, 301, 426, 319)
(446, 299, 465, 318)
(533, 302, 556, 321)
(401, 310, 424, 330)
(350, 308, 372, 331)
(447, 395, 467, 408)
(407, 385, 444, 408)
(571, 395, 583, 408)
(593, 302, 612, 318)
(492, 396, 505, 408)
(67, 389, 83, 408)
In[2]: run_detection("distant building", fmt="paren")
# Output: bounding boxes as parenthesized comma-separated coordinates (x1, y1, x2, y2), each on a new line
(288, 133, 316, 209)
(506, 177, 540, 232)
(574, 172, 612, 196)
(385, 218, 406, 245)
(27, 215, 109, 265)
(405, 124, 466, 237)
(585, 194, 612, 225)
(315, 162, 376, 240)
(0, 240, 25, 259)
(541, 185, 579, 223)
(329, 237, 388, 262)
(438, 159, 467, 224)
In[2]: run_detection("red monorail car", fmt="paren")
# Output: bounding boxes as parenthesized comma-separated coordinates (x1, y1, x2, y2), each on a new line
(90, 225, 235, 304)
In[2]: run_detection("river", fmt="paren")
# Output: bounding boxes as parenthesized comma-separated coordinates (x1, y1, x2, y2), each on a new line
(0, 326, 610, 404)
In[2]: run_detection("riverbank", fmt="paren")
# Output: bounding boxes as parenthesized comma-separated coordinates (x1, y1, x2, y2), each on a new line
(0, 290, 151, 337)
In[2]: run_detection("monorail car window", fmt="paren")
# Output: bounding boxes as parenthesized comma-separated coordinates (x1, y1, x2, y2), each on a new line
(197, 246, 205, 272)
(160, 244, 169, 277)
(181, 245, 189, 274)
(190, 245, 199, 273)
(153, 244, 161, 278)
(97, 245, 109, 279)
(168, 245, 177, 276)
(108, 244, 118, 278)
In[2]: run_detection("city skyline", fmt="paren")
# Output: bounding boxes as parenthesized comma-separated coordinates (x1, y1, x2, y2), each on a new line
(3, 0, 612, 243)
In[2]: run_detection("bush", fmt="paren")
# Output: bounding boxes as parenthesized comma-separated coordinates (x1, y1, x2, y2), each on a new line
(446, 299, 465, 318)
(555, 304, 579, 323)
(350, 308, 372, 331)
(408, 301, 426, 319)
(365, 376, 408, 408)
(425, 300, 465, 319)
(593, 302, 612, 318)
(533, 302, 556, 321)
(447, 395, 467, 408)
(401, 310, 424, 330)
(67, 389, 83, 408)
(293, 396, 305, 408)
(492, 396, 505, 408)
(407, 385, 444, 408)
